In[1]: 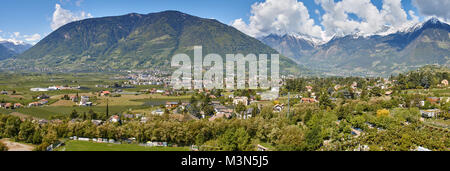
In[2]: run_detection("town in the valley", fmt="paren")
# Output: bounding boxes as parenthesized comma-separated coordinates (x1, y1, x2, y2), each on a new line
(0, 65, 448, 151)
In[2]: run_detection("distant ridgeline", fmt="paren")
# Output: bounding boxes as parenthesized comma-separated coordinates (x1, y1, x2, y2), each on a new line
(0, 11, 305, 75)
(0, 41, 32, 60)
(259, 18, 450, 77)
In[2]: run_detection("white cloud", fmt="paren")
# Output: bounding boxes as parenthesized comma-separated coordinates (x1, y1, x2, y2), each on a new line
(51, 3, 92, 30)
(233, 0, 424, 41)
(318, 0, 384, 36)
(413, 0, 450, 21)
(381, 0, 409, 27)
(0, 36, 25, 45)
(408, 10, 419, 22)
(0, 32, 25, 45)
(24, 34, 42, 42)
(314, 0, 419, 38)
(0, 30, 42, 45)
(231, 0, 326, 40)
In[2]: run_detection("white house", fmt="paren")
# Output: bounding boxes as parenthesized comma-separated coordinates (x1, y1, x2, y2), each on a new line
(233, 96, 248, 106)
(236, 108, 253, 119)
(48, 86, 60, 91)
(419, 101, 425, 107)
(152, 109, 164, 115)
(78, 96, 92, 106)
(30, 88, 49, 92)
(420, 109, 441, 118)
(109, 115, 120, 123)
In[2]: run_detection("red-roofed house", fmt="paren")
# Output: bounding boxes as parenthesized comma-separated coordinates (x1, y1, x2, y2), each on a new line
(28, 102, 40, 107)
(101, 91, 111, 96)
(306, 86, 313, 92)
(14, 103, 22, 109)
(39, 99, 49, 105)
(301, 98, 317, 103)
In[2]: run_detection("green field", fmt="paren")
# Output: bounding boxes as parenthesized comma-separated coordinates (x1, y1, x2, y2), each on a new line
(59, 140, 190, 151)
(0, 105, 147, 119)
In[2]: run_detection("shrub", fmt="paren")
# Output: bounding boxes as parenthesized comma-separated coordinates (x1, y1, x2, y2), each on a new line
(376, 109, 390, 118)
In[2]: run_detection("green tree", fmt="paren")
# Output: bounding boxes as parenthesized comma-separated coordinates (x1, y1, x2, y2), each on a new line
(0, 141, 8, 151)
(305, 125, 323, 151)
(319, 91, 333, 109)
(88, 109, 97, 120)
(260, 106, 274, 119)
(203, 105, 215, 116)
(5, 116, 21, 138)
(235, 102, 247, 115)
(275, 125, 305, 151)
(218, 128, 253, 151)
(18, 120, 35, 143)
(69, 109, 79, 119)
(370, 87, 383, 97)
(33, 142, 50, 151)
(32, 129, 42, 144)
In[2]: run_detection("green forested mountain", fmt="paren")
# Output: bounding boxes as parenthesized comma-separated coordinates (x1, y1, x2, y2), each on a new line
(1, 10, 302, 74)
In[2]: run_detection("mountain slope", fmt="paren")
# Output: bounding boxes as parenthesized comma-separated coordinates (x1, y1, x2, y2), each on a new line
(4, 11, 302, 74)
(260, 18, 450, 77)
(0, 41, 32, 60)
(259, 34, 316, 63)
(0, 44, 16, 60)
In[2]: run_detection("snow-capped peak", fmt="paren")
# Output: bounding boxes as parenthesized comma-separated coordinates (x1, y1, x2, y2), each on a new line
(377, 17, 448, 36)
(376, 22, 423, 36)
(290, 33, 327, 46)
(0, 39, 27, 46)
(332, 17, 448, 39)
(263, 18, 448, 46)
(428, 17, 440, 24)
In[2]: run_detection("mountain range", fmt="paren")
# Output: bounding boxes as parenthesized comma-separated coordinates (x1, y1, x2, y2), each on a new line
(0, 41, 31, 60)
(1, 11, 448, 77)
(259, 18, 450, 77)
(0, 10, 302, 74)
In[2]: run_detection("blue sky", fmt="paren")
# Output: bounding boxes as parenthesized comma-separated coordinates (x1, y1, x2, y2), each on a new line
(0, 0, 447, 44)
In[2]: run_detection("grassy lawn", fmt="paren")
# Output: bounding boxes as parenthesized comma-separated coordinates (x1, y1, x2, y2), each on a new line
(60, 140, 190, 151)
